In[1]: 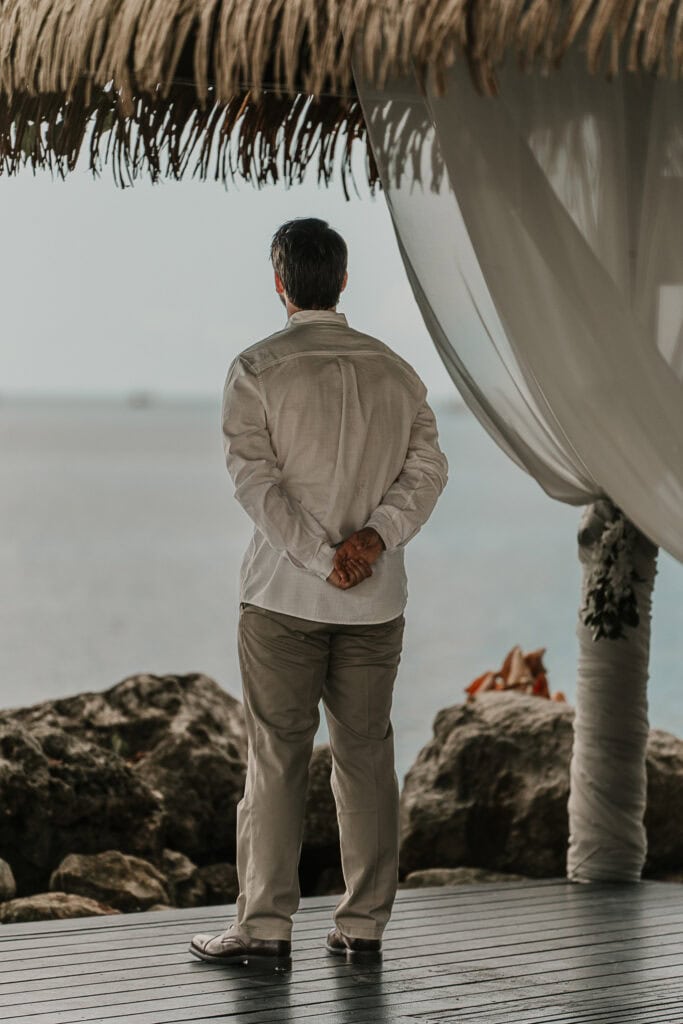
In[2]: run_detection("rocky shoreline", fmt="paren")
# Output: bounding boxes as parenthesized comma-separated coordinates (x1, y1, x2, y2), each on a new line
(1, 673, 682, 922)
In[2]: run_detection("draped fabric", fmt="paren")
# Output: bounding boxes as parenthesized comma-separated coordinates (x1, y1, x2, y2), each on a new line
(351, 40, 682, 883)
(351, 45, 683, 563)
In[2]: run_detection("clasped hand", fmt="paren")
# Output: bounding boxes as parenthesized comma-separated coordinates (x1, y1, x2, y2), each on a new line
(326, 527, 385, 590)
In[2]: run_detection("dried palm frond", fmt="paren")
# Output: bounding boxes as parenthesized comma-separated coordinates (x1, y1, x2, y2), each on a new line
(1, 0, 680, 188)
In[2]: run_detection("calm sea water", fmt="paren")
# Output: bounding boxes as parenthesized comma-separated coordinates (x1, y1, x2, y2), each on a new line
(1, 396, 681, 783)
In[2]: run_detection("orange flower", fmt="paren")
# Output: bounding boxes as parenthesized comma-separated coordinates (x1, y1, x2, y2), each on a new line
(465, 646, 564, 702)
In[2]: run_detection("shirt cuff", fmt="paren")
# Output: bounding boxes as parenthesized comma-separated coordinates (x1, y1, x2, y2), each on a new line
(362, 511, 397, 552)
(309, 542, 338, 581)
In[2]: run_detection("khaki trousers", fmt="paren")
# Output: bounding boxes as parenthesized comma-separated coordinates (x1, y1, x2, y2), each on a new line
(234, 601, 406, 942)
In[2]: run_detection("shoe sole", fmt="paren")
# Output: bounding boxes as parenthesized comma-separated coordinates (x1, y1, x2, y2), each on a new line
(189, 944, 291, 966)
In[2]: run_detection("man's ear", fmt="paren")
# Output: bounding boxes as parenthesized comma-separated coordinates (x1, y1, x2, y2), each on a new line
(341, 271, 348, 292)
(274, 270, 285, 295)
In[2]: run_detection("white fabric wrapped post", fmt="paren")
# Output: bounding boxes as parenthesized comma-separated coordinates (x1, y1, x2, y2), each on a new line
(568, 502, 659, 882)
(352, 34, 682, 881)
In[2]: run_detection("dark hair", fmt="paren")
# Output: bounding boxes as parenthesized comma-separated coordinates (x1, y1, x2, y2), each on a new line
(270, 218, 347, 310)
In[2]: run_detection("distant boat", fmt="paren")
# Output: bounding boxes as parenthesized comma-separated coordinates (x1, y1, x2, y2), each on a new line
(126, 390, 154, 409)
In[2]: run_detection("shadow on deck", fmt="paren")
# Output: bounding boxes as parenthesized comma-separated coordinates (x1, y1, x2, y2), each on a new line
(1, 878, 682, 1023)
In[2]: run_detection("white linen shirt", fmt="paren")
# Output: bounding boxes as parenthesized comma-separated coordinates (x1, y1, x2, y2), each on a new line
(221, 308, 449, 624)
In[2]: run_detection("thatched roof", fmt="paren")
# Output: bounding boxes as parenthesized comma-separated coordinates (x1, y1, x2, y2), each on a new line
(1, 0, 682, 192)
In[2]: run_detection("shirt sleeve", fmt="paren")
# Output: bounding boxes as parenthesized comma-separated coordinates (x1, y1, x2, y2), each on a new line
(362, 386, 449, 552)
(222, 356, 338, 581)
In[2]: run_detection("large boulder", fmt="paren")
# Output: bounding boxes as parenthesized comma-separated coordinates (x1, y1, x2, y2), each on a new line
(400, 691, 575, 878)
(49, 851, 170, 912)
(0, 892, 119, 923)
(642, 729, 683, 877)
(399, 691, 683, 880)
(0, 673, 247, 894)
(0, 720, 163, 895)
(195, 863, 239, 905)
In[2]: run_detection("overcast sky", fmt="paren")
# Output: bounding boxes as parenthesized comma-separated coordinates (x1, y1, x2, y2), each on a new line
(1, 149, 455, 403)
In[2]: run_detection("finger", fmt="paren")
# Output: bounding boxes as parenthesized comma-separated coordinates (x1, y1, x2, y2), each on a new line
(336, 547, 354, 571)
(354, 542, 375, 562)
(347, 558, 371, 583)
(340, 562, 361, 587)
(334, 556, 348, 580)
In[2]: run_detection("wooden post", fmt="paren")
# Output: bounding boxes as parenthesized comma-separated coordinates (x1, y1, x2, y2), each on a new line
(567, 500, 659, 883)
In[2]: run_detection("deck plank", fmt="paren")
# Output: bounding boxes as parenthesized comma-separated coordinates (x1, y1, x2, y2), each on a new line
(0, 880, 681, 1023)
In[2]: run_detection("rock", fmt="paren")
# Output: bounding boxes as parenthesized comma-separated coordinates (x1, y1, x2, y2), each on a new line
(0, 720, 163, 895)
(195, 863, 239, 905)
(303, 745, 339, 849)
(160, 848, 196, 887)
(0, 892, 119, 923)
(126, 677, 246, 863)
(400, 867, 530, 888)
(400, 691, 683, 880)
(0, 860, 16, 901)
(147, 903, 173, 912)
(299, 744, 342, 895)
(1, 672, 247, 894)
(643, 729, 683, 878)
(160, 849, 207, 908)
(309, 865, 346, 896)
(49, 851, 170, 912)
(400, 691, 575, 878)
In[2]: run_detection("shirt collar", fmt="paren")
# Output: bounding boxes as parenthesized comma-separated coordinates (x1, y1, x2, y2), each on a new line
(288, 309, 348, 327)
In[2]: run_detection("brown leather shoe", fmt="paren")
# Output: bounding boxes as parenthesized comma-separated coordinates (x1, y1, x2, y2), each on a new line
(189, 927, 291, 965)
(325, 926, 382, 957)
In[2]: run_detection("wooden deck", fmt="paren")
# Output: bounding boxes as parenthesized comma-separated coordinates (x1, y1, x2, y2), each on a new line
(1, 878, 683, 1023)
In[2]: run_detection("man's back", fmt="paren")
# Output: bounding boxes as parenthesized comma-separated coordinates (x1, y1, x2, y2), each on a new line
(222, 308, 449, 624)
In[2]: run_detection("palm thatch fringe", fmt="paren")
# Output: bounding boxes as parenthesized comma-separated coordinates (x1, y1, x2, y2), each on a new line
(0, 85, 379, 197)
(1, 0, 683, 187)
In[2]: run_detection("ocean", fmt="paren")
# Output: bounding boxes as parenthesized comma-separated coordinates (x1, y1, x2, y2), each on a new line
(1, 395, 681, 783)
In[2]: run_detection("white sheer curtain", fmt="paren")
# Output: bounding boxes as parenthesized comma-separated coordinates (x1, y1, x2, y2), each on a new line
(352, 45, 683, 561)
(352, 41, 682, 883)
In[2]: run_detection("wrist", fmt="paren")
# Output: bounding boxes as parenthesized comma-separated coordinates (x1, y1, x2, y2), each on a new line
(370, 527, 386, 551)
(361, 514, 393, 551)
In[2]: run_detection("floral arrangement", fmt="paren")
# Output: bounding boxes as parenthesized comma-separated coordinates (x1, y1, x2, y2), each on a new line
(465, 645, 566, 702)
(578, 499, 645, 642)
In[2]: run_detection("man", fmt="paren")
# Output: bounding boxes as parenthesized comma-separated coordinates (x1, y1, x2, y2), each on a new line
(190, 217, 448, 967)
